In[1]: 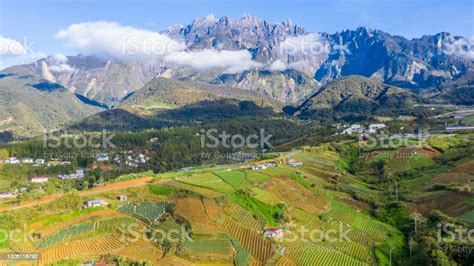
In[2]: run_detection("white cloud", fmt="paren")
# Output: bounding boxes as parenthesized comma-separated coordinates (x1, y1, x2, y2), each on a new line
(47, 54, 75, 73)
(54, 21, 262, 74)
(267, 60, 287, 71)
(0, 36, 45, 70)
(444, 37, 474, 60)
(280, 33, 329, 56)
(164, 49, 262, 74)
(0, 36, 26, 56)
(54, 21, 184, 60)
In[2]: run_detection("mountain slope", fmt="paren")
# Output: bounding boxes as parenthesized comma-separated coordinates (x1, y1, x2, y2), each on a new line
(292, 75, 419, 119)
(0, 72, 102, 138)
(121, 77, 282, 110)
(2, 56, 159, 107)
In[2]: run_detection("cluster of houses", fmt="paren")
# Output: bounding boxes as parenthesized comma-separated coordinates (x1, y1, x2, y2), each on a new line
(2, 157, 71, 167)
(286, 157, 303, 167)
(98, 151, 150, 167)
(251, 162, 276, 170)
(336, 123, 388, 136)
(58, 169, 85, 180)
(124, 153, 149, 167)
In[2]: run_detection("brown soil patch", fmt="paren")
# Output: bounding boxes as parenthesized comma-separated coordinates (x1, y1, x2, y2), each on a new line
(336, 197, 374, 212)
(175, 197, 220, 235)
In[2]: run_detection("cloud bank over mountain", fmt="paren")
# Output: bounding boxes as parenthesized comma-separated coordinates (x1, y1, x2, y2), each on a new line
(54, 21, 263, 74)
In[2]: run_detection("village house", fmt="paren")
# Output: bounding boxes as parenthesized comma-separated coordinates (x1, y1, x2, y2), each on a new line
(34, 159, 45, 166)
(22, 158, 34, 164)
(369, 123, 387, 130)
(31, 176, 49, 183)
(59, 169, 85, 180)
(4, 157, 20, 164)
(83, 199, 108, 208)
(287, 157, 303, 167)
(0, 191, 17, 199)
(96, 153, 109, 162)
(117, 195, 128, 201)
(251, 161, 276, 171)
(47, 159, 61, 166)
(264, 228, 283, 240)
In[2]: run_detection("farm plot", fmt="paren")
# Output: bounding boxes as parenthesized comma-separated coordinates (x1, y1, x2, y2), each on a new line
(39, 234, 124, 264)
(251, 187, 281, 205)
(111, 237, 163, 264)
(154, 220, 188, 244)
(118, 201, 172, 224)
(170, 181, 224, 198)
(223, 203, 264, 231)
(215, 171, 246, 189)
(319, 238, 373, 264)
(266, 177, 328, 214)
(426, 172, 473, 186)
(408, 191, 473, 217)
(177, 173, 234, 194)
(175, 198, 221, 236)
(280, 239, 368, 266)
(37, 222, 94, 248)
(325, 204, 389, 242)
(245, 171, 271, 184)
(453, 159, 474, 174)
(178, 238, 234, 263)
(37, 210, 122, 237)
(219, 217, 274, 263)
(202, 198, 222, 217)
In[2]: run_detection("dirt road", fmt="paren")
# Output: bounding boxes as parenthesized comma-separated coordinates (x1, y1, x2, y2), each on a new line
(0, 176, 158, 212)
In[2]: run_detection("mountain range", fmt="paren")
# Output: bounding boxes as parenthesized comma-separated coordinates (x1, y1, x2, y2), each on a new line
(0, 14, 472, 138)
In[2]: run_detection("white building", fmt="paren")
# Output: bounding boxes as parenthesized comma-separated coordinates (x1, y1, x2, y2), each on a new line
(96, 153, 109, 162)
(22, 158, 34, 164)
(264, 228, 283, 240)
(369, 124, 387, 130)
(84, 199, 108, 208)
(58, 169, 85, 180)
(117, 195, 128, 201)
(4, 157, 20, 164)
(31, 176, 49, 183)
(0, 192, 17, 199)
(34, 159, 45, 166)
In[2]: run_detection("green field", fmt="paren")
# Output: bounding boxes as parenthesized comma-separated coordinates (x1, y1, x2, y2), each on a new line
(177, 173, 235, 193)
(215, 171, 246, 189)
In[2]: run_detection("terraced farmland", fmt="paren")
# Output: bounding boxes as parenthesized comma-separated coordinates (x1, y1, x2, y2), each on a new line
(37, 222, 94, 248)
(178, 238, 234, 263)
(281, 239, 369, 266)
(175, 197, 221, 235)
(251, 187, 281, 205)
(266, 177, 328, 214)
(326, 204, 389, 242)
(223, 203, 264, 231)
(170, 181, 224, 198)
(39, 234, 124, 264)
(111, 237, 163, 263)
(118, 201, 171, 224)
(220, 217, 274, 263)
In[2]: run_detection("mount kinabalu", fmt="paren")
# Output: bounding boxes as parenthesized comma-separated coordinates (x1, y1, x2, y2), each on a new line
(1, 15, 472, 108)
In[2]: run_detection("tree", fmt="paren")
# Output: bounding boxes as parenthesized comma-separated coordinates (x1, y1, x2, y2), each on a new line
(0, 149, 9, 160)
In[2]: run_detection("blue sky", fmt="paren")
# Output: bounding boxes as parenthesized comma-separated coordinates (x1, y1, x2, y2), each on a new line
(0, 0, 472, 57)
